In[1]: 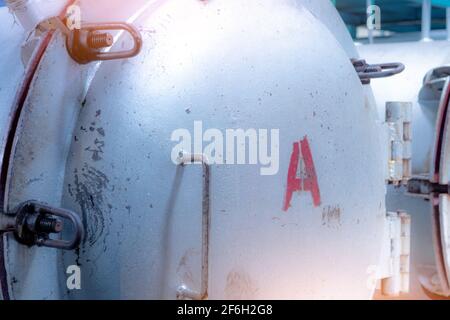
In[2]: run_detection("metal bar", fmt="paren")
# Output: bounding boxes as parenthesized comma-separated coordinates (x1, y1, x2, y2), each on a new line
(422, 0, 432, 41)
(176, 153, 210, 300)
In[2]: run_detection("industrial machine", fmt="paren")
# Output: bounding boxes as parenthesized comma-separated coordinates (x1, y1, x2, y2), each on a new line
(0, 0, 411, 300)
(360, 41, 450, 299)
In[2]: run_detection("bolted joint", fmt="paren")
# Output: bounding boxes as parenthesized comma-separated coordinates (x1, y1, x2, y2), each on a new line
(12, 201, 84, 250)
(88, 32, 114, 49)
(36, 216, 63, 234)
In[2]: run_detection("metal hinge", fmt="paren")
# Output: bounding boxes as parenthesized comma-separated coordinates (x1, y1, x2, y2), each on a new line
(0, 201, 84, 250)
(386, 102, 413, 185)
(38, 17, 142, 64)
(376, 211, 411, 297)
(352, 59, 405, 85)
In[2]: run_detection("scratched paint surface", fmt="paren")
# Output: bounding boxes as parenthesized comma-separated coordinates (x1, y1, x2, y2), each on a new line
(0, 0, 161, 300)
(60, 0, 386, 300)
(2, 33, 90, 299)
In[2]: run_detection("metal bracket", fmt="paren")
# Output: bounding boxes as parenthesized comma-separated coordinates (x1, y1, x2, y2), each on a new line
(352, 59, 405, 85)
(38, 17, 142, 64)
(1, 201, 84, 250)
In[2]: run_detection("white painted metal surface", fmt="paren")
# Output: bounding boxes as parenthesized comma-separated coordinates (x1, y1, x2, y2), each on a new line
(0, 0, 171, 300)
(0, 8, 26, 300)
(0, 0, 151, 300)
(0, 8, 25, 167)
(1, 0, 388, 300)
(293, 0, 359, 58)
(3, 34, 95, 300)
(65, 0, 384, 299)
(5, 0, 66, 32)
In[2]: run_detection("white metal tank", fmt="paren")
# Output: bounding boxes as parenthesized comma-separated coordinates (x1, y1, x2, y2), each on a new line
(0, 0, 397, 300)
(0, 7, 27, 301)
(359, 41, 450, 299)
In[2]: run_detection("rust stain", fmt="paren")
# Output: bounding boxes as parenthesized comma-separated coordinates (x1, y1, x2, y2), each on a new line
(321, 205, 342, 228)
(177, 249, 200, 287)
(225, 269, 258, 300)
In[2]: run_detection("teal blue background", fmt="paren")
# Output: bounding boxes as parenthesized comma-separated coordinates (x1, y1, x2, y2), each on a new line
(0, 0, 448, 35)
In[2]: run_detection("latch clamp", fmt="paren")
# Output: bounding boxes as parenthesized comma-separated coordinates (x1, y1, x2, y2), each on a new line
(352, 59, 405, 85)
(38, 17, 142, 64)
(0, 201, 84, 250)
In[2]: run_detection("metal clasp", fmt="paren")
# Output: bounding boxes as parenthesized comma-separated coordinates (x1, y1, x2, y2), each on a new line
(66, 22, 143, 64)
(12, 201, 84, 250)
(352, 59, 405, 85)
(38, 17, 142, 64)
